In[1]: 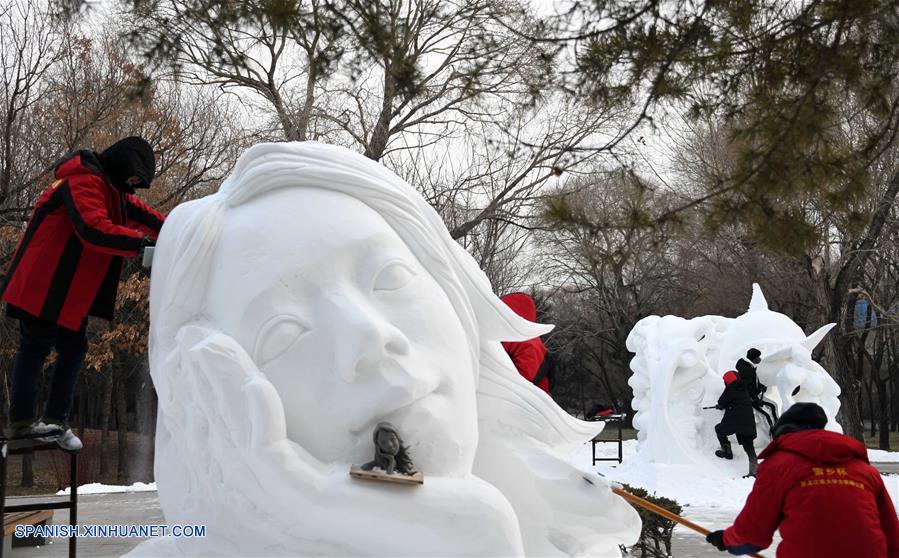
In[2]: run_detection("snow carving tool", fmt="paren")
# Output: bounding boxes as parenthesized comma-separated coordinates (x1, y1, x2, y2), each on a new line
(142, 246, 154, 268)
(609, 483, 766, 558)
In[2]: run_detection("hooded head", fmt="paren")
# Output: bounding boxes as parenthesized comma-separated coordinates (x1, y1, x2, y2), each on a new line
(723, 371, 739, 386)
(98, 136, 155, 193)
(746, 347, 761, 364)
(771, 402, 828, 438)
(501, 293, 537, 322)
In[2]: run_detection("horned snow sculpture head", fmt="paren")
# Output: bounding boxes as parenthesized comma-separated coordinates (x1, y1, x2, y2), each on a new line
(717, 283, 841, 433)
(136, 142, 640, 557)
(626, 283, 841, 467)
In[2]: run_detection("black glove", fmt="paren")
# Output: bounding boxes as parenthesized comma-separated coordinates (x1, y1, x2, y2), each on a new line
(706, 530, 727, 551)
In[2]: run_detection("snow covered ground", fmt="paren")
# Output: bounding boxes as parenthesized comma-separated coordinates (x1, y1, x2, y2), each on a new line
(56, 481, 157, 496)
(869, 448, 899, 462)
(571, 438, 899, 557)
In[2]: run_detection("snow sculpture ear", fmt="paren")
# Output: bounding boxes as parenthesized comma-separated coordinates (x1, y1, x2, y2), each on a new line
(801, 323, 835, 353)
(759, 345, 793, 365)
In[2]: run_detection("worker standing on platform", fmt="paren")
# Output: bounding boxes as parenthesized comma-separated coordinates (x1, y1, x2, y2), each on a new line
(1, 137, 165, 451)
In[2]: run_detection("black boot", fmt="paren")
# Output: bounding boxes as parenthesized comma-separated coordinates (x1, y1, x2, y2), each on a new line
(742, 441, 758, 477)
(715, 439, 733, 459)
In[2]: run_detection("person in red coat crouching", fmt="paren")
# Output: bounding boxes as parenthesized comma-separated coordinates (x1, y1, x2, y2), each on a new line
(706, 402, 899, 558)
(500, 293, 551, 395)
(1, 137, 165, 451)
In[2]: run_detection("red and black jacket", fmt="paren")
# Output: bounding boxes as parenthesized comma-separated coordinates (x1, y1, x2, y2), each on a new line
(0, 151, 164, 330)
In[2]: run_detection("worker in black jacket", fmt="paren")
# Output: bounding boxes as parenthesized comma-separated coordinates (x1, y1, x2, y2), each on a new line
(714, 370, 758, 477)
(735, 347, 778, 429)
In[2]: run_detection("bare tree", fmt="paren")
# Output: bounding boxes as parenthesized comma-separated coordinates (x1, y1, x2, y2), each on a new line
(0, 0, 62, 214)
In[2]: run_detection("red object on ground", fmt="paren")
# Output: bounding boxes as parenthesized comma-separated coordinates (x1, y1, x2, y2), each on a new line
(724, 429, 899, 558)
(1, 152, 164, 330)
(500, 293, 550, 395)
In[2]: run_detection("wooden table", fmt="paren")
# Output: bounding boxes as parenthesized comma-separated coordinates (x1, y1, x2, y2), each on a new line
(588, 413, 626, 464)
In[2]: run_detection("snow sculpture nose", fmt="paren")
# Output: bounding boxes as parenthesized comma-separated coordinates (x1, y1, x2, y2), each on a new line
(332, 294, 411, 382)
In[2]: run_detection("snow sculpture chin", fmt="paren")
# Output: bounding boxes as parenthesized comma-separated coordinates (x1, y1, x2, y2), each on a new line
(131, 142, 641, 557)
(627, 284, 841, 466)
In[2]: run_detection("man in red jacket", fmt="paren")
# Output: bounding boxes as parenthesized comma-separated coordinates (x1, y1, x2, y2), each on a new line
(500, 293, 551, 395)
(706, 402, 899, 558)
(1, 136, 165, 451)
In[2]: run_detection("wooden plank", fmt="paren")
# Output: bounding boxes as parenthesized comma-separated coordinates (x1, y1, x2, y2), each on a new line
(4, 509, 53, 536)
(350, 465, 423, 485)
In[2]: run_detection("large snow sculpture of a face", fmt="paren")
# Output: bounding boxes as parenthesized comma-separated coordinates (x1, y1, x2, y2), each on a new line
(137, 142, 641, 557)
(205, 188, 476, 475)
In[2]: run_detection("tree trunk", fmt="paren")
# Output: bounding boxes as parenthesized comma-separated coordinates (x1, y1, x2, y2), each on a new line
(98, 370, 114, 477)
(830, 334, 865, 441)
(20, 454, 33, 488)
(893, 378, 899, 432)
(135, 365, 152, 435)
(810, 264, 864, 440)
(865, 377, 875, 439)
(364, 64, 396, 161)
(116, 373, 129, 483)
(878, 378, 890, 450)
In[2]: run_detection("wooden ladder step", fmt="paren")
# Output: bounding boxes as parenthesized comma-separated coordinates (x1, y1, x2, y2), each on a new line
(3, 510, 53, 536)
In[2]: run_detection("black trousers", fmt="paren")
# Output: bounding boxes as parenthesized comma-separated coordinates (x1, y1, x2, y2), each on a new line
(8, 314, 87, 424)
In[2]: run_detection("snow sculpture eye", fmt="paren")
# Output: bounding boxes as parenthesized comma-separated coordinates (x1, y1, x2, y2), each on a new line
(372, 261, 416, 292)
(254, 315, 310, 365)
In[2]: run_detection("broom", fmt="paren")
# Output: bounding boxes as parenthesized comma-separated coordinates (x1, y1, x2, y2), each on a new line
(609, 483, 766, 558)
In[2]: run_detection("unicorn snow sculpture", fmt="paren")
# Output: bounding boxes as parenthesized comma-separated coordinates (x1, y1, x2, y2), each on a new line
(626, 283, 841, 466)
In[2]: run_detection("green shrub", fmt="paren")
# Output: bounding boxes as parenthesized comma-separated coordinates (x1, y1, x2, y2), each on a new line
(620, 484, 683, 558)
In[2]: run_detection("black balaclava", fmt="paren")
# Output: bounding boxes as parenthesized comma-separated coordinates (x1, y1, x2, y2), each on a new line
(97, 136, 155, 194)
(770, 402, 828, 438)
(746, 348, 761, 365)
